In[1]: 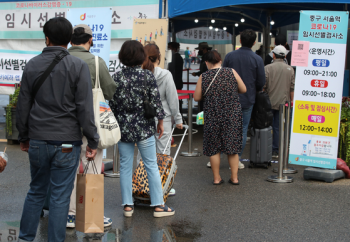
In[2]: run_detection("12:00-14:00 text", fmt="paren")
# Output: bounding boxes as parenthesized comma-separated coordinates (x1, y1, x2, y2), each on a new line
(300, 125, 333, 133)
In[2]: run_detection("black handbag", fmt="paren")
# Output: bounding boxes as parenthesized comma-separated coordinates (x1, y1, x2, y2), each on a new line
(143, 70, 156, 119)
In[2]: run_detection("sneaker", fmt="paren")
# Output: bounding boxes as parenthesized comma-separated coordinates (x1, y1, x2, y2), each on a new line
(66, 215, 75, 228)
(272, 151, 279, 159)
(168, 188, 176, 196)
(104, 216, 112, 227)
(207, 161, 211, 168)
(229, 161, 245, 170)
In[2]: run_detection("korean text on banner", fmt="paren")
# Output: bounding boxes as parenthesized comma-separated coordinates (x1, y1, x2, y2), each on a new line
(289, 11, 349, 169)
(67, 8, 112, 66)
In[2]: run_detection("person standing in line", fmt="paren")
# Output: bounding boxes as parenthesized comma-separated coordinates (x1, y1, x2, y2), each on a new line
(168, 42, 184, 90)
(191, 42, 211, 78)
(264, 45, 295, 158)
(222, 29, 265, 169)
(264, 34, 292, 66)
(140, 43, 183, 196)
(191, 49, 197, 64)
(16, 17, 99, 242)
(194, 51, 246, 185)
(110, 40, 175, 218)
(184, 47, 191, 69)
(67, 24, 117, 228)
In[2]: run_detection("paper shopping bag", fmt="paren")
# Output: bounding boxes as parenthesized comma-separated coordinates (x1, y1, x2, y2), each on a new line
(75, 173, 104, 233)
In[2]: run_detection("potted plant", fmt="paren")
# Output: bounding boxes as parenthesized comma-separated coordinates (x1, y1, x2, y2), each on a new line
(338, 97, 350, 166)
(5, 87, 20, 144)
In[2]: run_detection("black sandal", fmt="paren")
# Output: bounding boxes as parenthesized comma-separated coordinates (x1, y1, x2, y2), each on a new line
(228, 179, 239, 185)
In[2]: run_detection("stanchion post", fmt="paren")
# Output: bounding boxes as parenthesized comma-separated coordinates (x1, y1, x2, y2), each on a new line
(181, 93, 200, 157)
(104, 144, 120, 178)
(273, 101, 297, 174)
(267, 104, 293, 183)
(187, 69, 190, 90)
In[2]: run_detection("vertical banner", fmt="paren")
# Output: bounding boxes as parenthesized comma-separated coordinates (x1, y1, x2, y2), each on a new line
(132, 19, 168, 69)
(67, 8, 112, 66)
(289, 11, 348, 169)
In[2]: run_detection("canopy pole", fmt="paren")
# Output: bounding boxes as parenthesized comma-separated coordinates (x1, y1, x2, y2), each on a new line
(263, 12, 271, 62)
(171, 20, 176, 42)
(232, 25, 236, 51)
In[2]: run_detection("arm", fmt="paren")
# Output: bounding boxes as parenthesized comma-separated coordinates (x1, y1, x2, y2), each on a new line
(16, 70, 32, 144)
(194, 75, 203, 101)
(263, 66, 269, 92)
(290, 68, 295, 102)
(99, 57, 117, 101)
(75, 62, 99, 150)
(232, 69, 247, 94)
(256, 58, 266, 91)
(165, 72, 182, 125)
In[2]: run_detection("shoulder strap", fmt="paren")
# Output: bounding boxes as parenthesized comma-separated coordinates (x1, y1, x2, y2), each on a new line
(204, 67, 221, 96)
(32, 50, 68, 99)
(94, 56, 100, 89)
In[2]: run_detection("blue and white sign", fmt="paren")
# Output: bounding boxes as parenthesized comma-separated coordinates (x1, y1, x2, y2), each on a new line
(67, 7, 112, 66)
(289, 11, 349, 169)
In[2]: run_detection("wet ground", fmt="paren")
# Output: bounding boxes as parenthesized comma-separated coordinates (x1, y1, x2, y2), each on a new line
(1, 66, 350, 241)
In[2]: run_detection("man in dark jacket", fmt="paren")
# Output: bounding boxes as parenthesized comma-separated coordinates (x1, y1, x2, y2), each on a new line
(192, 42, 212, 77)
(168, 42, 184, 90)
(223, 29, 265, 169)
(16, 17, 99, 242)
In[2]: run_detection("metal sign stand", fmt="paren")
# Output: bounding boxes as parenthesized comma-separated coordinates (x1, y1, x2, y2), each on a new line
(267, 104, 293, 183)
(273, 101, 297, 174)
(104, 144, 120, 178)
(181, 93, 201, 157)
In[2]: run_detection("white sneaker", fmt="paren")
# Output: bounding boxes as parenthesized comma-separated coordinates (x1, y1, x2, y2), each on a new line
(207, 161, 211, 168)
(168, 188, 176, 196)
(229, 161, 245, 169)
(104, 216, 112, 227)
(66, 215, 75, 228)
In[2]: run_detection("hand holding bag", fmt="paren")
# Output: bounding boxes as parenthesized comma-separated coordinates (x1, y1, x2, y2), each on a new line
(92, 56, 121, 149)
(143, 70, 157, 119)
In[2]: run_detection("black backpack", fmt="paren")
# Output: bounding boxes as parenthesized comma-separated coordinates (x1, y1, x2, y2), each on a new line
(251, 91, 273, 129)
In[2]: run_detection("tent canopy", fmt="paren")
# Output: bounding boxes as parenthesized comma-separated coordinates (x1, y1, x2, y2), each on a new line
(169, 1, 349, 35)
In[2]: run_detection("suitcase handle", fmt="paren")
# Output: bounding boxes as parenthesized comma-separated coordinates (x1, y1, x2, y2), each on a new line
(163, 124, 189, 161)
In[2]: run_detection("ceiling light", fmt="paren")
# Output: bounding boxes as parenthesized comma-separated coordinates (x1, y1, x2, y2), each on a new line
(223, 27, 227, 31)
(209, 26, 213, 29)
(215, 28, 218, 31)
(241, 18, 245, 23)
(270, 20, 275, 25)
(269, 32, 272, 35)
(211, 19, 215, 23)
(235, 23, 239, 27)
(194, 19, 198, 23)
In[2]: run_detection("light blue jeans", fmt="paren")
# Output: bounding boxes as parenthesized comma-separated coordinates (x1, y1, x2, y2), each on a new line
(118, 136, 163, 206)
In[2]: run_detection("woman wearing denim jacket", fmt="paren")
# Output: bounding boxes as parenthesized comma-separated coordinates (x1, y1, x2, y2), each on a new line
(110, 40, 175, 218)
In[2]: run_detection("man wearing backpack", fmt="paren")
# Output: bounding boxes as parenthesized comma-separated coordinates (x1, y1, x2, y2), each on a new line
(67, 24, 117, 228)
(223, 29, 265, 169)
(264, 45, 295, 158)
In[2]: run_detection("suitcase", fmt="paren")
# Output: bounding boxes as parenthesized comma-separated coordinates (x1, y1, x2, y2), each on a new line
(132, 124, 188, 205)
(249, 126, 273, 169)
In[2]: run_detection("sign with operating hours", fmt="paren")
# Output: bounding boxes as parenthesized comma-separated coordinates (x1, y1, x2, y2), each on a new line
(289, 11, 348, 169)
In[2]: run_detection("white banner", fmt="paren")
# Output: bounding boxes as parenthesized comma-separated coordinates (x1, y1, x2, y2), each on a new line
(0, 50, 122, 94)
(176, 27, 232, 45)
(0, 0, 159, 39)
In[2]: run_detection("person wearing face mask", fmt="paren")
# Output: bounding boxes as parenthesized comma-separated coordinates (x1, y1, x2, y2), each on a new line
(191, 42, 212, 77)
(66, 24, 116, 229)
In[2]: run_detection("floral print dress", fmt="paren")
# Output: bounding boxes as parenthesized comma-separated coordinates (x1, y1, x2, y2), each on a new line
(110, 66, 165, 143)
